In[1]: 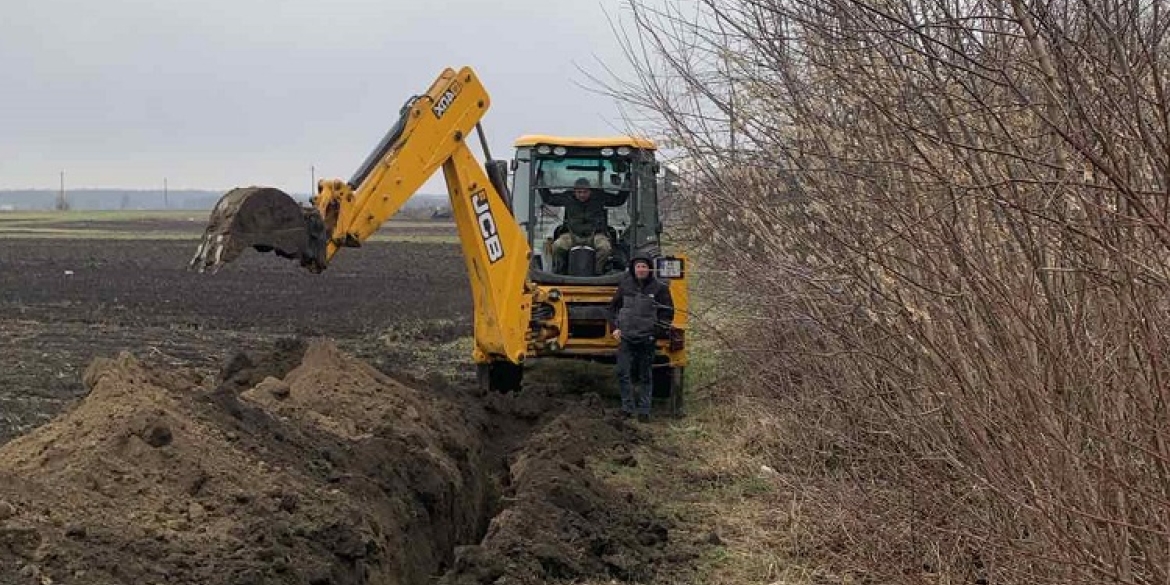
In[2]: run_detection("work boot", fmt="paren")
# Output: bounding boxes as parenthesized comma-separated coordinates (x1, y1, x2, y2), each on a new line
(637, 413, 650, 423)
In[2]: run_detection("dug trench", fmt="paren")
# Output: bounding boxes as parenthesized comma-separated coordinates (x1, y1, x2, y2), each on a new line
(0, 338, 696, 584)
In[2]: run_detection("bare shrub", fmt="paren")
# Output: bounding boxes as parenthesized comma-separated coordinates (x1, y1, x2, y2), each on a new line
(614, 0, 1170, 582)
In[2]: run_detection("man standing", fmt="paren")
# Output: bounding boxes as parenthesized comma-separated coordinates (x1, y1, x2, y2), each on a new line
(540, 177, 626, 274)
(609, 253, 674, 421)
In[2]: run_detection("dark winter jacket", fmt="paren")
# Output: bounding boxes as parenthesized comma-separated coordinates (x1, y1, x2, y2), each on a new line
(539, 188, 628, 237)
(607, 258, 674, 342)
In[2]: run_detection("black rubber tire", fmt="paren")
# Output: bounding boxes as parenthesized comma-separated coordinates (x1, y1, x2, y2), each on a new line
(652, 366, 685, 417)
(477, 361, 524, 393)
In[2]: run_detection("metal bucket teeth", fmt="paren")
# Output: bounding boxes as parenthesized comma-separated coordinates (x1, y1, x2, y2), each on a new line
(188, 186, 328, 273)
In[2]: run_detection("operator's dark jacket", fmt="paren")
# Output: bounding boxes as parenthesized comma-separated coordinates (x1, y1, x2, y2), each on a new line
(608, 258, 674, 342)
(540, 189, 628, 237)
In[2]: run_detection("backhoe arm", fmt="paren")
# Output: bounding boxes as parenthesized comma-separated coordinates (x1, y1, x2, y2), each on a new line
(314, 68, 492, 258)
(190, 67, 533, 365)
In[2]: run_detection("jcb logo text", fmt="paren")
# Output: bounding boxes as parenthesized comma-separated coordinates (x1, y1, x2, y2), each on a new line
(432, 81, 463, 119)
(471, 190, 504, 263)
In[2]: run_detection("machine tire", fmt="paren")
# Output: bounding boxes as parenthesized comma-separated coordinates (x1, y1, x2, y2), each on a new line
(652, 366, 685, 418)
(477, 361, 524, 394)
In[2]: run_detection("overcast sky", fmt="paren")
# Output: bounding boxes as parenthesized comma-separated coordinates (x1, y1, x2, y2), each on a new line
(1, 0, 645, 193)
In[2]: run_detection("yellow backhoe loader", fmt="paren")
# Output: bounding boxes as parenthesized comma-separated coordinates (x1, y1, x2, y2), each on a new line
(189, 67, 689, 411)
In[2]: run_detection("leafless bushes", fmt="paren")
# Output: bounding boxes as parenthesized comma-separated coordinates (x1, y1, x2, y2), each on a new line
(618, 0, 1170, 582)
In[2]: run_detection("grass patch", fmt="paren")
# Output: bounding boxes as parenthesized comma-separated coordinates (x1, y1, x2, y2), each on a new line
(583, 340, 822, 585)
(0, 230, 459, 244)
(0, 230, 201, 240)
(524, 358, 619, 397)
(0, 210, 458, 243)
(0, 209, 455, 226)
(0, 210, 203, 222)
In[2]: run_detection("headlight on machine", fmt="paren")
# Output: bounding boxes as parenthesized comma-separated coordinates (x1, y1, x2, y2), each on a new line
(655, 257, 685, 279)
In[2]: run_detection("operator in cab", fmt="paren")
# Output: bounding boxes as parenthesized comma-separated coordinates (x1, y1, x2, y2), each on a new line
(540, 177, 627, 275)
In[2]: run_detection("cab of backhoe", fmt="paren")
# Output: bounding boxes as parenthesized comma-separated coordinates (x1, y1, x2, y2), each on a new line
(510, 135, 664, 284)
(502, 135, 688, 414)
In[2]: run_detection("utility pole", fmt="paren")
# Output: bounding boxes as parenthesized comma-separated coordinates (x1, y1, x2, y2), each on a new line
(164, 177, 169, 209)
(311, 165, 316, 198)
(56, 170, 68, 211)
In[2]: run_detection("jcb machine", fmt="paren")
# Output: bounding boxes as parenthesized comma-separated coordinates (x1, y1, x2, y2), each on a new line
(190, 67, 688, 408)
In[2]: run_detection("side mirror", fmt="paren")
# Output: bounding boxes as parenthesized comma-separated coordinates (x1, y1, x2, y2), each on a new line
(509, 158, 518, 171)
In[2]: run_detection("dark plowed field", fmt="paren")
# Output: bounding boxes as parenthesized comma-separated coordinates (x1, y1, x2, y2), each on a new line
(0, 228, 695, 584)
(0, 238, 471, 442)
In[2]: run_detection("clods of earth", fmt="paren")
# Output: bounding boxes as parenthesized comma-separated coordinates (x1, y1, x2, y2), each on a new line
(0, 235, 700, 584)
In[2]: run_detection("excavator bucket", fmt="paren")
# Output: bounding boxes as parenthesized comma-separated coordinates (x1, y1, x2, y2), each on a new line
(188, 186, 329, 273)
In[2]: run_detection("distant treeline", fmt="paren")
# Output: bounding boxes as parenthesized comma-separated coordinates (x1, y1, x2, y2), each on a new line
(0, 189, 242, 211)
(0, 189, 446, 211)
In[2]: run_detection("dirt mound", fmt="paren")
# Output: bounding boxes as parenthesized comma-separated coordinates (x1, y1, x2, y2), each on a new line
(0, 340, 492, 584)
(0, 342, 690, 584)
(444, 399, 683, 584)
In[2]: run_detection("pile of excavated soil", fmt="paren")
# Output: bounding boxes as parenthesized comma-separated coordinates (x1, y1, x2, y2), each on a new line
(0, 339, 491, 585)
(0, 340, 691, 585)
(443, 397, 680, 584)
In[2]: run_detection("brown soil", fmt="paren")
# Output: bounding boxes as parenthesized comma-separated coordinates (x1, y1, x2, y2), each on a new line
(0, 234, 697, 584)
(0, 339, 479, 584)
(0, 238, 470, 443)
(0, 340, 689, 584)
(19, 217, 455, 236)
(443, 398, 677, 584)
